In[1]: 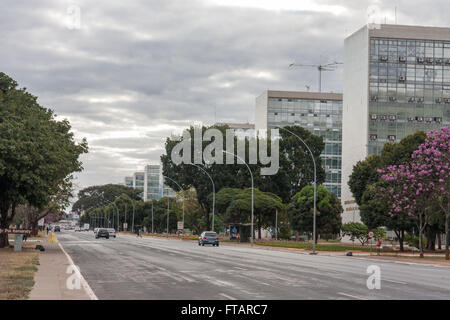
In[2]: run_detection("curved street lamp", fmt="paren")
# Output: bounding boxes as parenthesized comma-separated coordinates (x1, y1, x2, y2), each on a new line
(187, 163, 215, 232)
(221, 150, 254, 246)
(162, 176, 185, 239)
(276, 126, 317, 255)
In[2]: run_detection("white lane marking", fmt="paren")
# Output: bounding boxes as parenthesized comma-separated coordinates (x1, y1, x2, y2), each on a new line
(58, 242, 98, 300)
(260, 282, 272, 286)
(337, 292, 368, 300)
(384, 279, 408, 285)
(219, 293, 237, 300)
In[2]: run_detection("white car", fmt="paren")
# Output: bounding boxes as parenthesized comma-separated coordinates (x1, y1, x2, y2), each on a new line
(106, 228, 116, 238)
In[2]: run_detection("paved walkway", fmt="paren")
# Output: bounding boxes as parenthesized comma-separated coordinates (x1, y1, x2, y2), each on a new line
(29, 238, 94, 300)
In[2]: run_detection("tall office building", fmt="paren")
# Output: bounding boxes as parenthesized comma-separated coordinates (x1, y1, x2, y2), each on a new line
(255, 90, 343, 197)
(133, 172, 145, 200)
(145, 165, 161, 201)
(124, 176, 133, 188)
(342, 24, 450, 223)
(125, 165, 176, 201)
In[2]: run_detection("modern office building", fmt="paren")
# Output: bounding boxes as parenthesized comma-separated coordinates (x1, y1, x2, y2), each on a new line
(124, 176, 133, 188)
(133, 172, 145, 200)
(125, 165, 176, 201)
(255, 90, 343, 197)
(145, 165, 161, 201)
(342, 24, 450, 224)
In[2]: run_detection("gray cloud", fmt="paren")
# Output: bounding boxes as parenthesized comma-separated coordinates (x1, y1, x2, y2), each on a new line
(1, 0, 449, 206)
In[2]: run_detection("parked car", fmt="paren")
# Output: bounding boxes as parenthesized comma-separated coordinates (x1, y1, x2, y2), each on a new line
(95, 228, 110, 239)
(53, 226, 61, 232)
(75, 226, 82, 232)
(107, 228, 116, 238)
(198, 231, 219, 246)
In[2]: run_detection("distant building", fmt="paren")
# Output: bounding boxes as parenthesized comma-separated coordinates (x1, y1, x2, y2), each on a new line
(133, 172, 145, 200)
(255, 90, 343, 198)
(125, 164, 176, 201)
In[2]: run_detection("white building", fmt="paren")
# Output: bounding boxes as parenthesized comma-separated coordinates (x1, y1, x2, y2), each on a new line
(342, 24, 450, 224)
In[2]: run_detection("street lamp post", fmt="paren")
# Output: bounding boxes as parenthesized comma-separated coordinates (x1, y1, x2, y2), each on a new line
(187, 163, 215, 232)
(151, 200, 154, 234)
(167, 196, 170, 238)
(163, 176, 185, 239)
(276, 126, 317, 255)
(221, 150, 254, 246)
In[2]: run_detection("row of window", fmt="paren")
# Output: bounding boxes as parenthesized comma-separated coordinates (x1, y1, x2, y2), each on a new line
(370, 114, 443, 123)
(371, 95, 450, 103)
(377, 56, 450, 64)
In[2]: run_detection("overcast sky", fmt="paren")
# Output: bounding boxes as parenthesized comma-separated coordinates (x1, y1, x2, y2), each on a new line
(1, 0, 449, 205)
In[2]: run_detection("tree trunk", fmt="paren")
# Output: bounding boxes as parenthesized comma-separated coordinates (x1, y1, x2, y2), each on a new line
(399, 230, 404, 252)
(445, 212, 449, 260)
(437, 231, 442, 250)
(257, 213, 261, 240)
(419, 212, 424, 258)
(295, 231, 299, 242)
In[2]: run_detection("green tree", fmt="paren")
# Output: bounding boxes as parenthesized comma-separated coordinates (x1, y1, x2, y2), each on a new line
(360, 181, 415, 251)
(0, 73, 88, 247)
(72, 184, 141, 213)
(287, 185, 342, 241)
(348, 131, 426, 206)
(214, 187, 284, 239)
(161, 124, 325, 229)
(342, 222, 385, 246)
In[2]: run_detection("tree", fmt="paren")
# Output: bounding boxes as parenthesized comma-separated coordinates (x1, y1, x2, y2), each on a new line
(348, 131, 426, 206)
(72, 184, 141, 213)
(342, 222, 385, 246)
(378, 163, 432, 257)
(287, 185, 342, 241)
(348, 155, 383, 206)
(410, 127, 450, 259)
(214, 187, 284, 239)
(161, 124, 325, 230)
(0, 73, 88, 247)
(360, 181, 415, 251)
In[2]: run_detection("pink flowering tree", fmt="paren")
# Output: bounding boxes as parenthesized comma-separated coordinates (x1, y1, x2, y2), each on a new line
(378, 163, 431, 257)
(411, 127, 450, 260)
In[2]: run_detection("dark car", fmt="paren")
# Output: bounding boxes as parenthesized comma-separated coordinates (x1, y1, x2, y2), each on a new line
(54, 226, 60, 232)
(198, 231, 219, 246)
(95, 228, 110, 239)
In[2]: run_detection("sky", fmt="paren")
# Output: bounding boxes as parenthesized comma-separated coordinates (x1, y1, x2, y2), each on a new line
(1, 0, 449, 205)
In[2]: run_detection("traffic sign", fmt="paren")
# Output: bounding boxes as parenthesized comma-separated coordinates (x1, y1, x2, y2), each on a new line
(368, 231, 374, 238)
(177, 221, 184, 230)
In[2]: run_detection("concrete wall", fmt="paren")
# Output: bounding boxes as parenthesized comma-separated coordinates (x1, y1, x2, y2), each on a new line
(341, 25, 370, 225)
(255, 91, 268, 131)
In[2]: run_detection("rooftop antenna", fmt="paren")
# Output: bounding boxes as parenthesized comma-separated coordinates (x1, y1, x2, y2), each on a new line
(305, 85, 310, 92)
(289, 58, 343, 92)
(395, 6, 397, 24)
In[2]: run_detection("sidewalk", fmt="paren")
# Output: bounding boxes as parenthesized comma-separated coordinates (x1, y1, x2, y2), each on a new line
(29, 238, 94, 300)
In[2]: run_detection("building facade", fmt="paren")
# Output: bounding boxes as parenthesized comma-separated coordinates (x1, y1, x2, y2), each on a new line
(342, 24, 450, 224)
(125, 164, 176, 201)
(255, 90, 343, 197)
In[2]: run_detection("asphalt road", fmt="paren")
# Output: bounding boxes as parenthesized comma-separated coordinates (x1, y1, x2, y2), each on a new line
(57, 231, 450, 300)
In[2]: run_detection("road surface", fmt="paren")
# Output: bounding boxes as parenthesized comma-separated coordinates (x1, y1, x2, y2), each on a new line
(57, 231, 450, 300)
